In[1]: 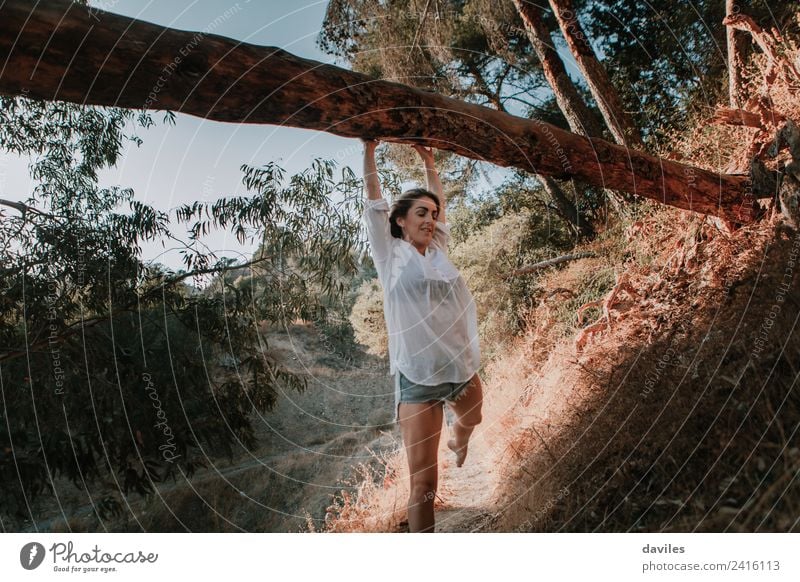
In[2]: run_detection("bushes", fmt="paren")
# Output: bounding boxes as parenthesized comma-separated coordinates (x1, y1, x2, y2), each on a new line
(349, 278, 388, 356)
(451, 208, 575, 354)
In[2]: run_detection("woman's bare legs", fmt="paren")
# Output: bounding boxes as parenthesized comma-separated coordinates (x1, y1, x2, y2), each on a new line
(399, 401, 444, 532)
(446, 374, 484, 467)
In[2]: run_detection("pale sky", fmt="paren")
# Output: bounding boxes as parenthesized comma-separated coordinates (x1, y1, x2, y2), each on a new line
(1, 0, 369, 270)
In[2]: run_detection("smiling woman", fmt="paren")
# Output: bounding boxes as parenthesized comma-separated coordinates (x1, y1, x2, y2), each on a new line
(361, 139, 483, 533)
(390, 190, 440, 255)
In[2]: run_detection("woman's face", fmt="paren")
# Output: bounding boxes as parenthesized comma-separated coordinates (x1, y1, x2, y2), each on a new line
(397, 198, 438, 252)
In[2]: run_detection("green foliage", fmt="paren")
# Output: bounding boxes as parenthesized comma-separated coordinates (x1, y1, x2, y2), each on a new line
(551, 266, 618, 340)
(310, 243, 381, 364)
(447, 190, 504, 245)
(320, 0, 554, 120)
(449, 204, 573, 355)
(574, 0, 799, 147)
(448, 170, 587, 245)
(0, 96, 363, 525)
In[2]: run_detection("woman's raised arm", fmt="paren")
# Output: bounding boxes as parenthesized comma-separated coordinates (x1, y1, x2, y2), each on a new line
(362, 139, 382, 201)
(413, 145, 445, 224)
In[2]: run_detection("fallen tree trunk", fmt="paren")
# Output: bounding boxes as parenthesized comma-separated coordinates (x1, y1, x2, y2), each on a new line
(0, 0, 762, 223)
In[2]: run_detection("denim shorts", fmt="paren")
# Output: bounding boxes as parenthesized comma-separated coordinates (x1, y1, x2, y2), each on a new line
(398, 371, 473, 404)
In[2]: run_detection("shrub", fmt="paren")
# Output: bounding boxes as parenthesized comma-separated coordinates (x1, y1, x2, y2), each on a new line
(349, 278, 388, 356)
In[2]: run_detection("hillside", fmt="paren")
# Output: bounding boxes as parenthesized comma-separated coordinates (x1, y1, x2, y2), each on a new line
(21, 205, 798, 533)
(325, 206, 799, 532)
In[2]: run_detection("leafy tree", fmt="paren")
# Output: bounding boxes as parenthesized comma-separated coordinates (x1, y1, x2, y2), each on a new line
(320, 0, 554, 110)
(0, 95, 364, 527)
(574, 0, 800, 147)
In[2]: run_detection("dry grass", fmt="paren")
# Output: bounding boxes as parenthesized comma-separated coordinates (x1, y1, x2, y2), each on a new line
(489, 206, 800, 532)
(322, 451, 408, 532)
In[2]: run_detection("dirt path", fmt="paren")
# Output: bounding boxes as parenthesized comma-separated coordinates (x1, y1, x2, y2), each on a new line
(435, 435, 499, 532)
(17, 324, 564, 533)
(426, 344, 584, 533)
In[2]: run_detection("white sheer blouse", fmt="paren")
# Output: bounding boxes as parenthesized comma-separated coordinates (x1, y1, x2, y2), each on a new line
(362, 197, 481, 422)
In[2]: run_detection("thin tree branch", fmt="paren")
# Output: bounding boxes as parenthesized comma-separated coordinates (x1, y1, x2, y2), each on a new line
(502, 251, 596, 279)
(0, 198, 53, 218)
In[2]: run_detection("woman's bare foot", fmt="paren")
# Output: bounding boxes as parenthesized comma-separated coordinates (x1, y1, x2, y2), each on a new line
(447, 438, 468, 467)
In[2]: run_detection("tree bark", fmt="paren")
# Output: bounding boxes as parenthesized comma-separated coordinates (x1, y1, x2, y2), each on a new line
(725, 0, 749, 108)
(0, 0, 761, 223)
(465, 60, 595, 237)
(513, 0, 603, 138)
(547, 0, 645, 149)
(540, 176, 595, 238)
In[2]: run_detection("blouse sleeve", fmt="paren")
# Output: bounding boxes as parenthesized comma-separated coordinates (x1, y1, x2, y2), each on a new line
(363, 198, 393, 279)
(430, 220, 451, 254)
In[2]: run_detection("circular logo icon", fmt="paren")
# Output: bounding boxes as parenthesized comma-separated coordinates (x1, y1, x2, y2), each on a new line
(20, 542, 46, 570)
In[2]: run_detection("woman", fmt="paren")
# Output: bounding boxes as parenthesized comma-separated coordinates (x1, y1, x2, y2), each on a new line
(361, 138, 483, 533)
